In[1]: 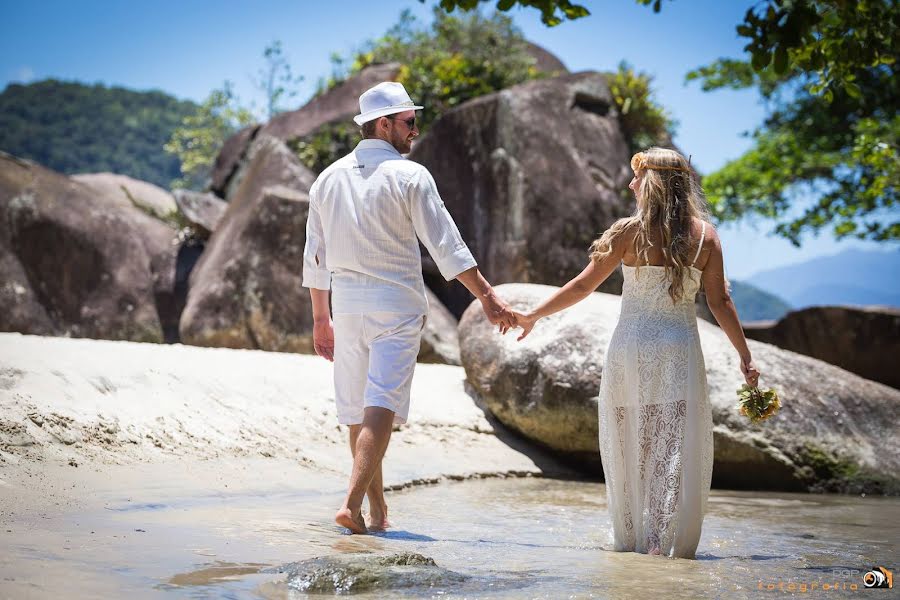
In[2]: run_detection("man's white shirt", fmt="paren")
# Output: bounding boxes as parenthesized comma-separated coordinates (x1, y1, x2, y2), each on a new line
(302, 139, 477, 314)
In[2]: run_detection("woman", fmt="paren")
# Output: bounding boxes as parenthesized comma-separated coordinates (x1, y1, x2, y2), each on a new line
(514, 147, 760, 558)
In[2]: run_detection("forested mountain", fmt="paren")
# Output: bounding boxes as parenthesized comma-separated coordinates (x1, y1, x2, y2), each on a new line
(0, 79, 197, 187)
(729, 280, 793, 322)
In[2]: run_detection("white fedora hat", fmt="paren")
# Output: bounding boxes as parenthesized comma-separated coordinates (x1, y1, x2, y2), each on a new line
(353, 81, 423, 126)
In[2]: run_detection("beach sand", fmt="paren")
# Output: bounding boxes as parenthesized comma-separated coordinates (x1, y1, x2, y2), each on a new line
(0, 333, 550, 597)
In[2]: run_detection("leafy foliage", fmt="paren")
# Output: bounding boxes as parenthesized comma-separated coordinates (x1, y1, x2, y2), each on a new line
(736, 384, 781, 423)
(685, 2, 899, 243)
(302, 9, 548, 172)
(605, 61, 675, 154)
(167, 40, 300, 189)
(732, 0, 897, 98)
(356, 8, 543, 133)
(289, 122, 361, 174)
(0, 79, 196, 188)
(423, 0, 589, 27)
(251, 40, 304, 120)
(163, 83, 255, 189)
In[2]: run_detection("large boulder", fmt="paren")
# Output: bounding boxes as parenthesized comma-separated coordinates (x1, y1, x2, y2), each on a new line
(409, 72, 634, 317)
(209, 124, 260, 200)
(419, 288, 462, 365)
(210, 63, 402, 198)
(0, 152, 179, 342)
(72, 172, 177, 220)
(261, 62, 402, 142)
(182, 135, 464, 364)
(179, 135, 317, 352)
(172, 189, 227, 237)
(459, 283, 900, 494)
(525, 42, 568, 74)
(744, 305, 900, 389)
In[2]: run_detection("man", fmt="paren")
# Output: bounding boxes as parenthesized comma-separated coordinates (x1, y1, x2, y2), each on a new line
(302, 81, 516, 534)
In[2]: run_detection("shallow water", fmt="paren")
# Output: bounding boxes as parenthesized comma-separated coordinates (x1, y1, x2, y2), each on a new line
(4, 478, 898, 598)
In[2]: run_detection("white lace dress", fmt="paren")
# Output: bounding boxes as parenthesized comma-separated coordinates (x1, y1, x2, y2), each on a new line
(598, 232, 714, 559)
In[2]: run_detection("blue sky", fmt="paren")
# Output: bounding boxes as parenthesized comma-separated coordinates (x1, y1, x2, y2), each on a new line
(0, 0, 891, 280)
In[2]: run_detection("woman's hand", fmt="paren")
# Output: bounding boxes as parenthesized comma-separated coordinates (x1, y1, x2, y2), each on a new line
(741, 355, 760, 387)
(514, 311, 540, 341)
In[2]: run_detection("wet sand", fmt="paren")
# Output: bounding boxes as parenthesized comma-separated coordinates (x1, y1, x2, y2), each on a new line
(2, 333, 897, 598)
(0, 333, 551, 597)
(3, 465, 898, 599)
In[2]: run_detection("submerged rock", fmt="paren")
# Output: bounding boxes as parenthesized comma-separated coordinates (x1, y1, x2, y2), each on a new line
(268, 552, 467, 594)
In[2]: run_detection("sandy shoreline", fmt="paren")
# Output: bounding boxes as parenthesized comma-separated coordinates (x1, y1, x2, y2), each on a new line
(0, 333, 561, 597)
(2, 334, 898, 599)
(0, 332, 546, 476)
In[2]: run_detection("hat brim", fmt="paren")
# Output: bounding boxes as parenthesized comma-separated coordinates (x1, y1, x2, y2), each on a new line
(353, 104, 423, 126)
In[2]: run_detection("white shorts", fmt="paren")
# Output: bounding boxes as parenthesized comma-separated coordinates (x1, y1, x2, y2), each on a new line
(333, 312, 425, 426)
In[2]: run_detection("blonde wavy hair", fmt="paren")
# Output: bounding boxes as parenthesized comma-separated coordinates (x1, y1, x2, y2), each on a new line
(590, 147, 710, 302)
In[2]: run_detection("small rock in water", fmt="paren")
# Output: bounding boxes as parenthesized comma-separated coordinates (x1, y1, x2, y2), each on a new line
(266, 552, 468, 594)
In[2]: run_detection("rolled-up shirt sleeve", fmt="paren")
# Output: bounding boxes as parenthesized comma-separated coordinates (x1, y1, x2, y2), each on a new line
(302, 190, 332, 290)
(406, 169, 477, 281)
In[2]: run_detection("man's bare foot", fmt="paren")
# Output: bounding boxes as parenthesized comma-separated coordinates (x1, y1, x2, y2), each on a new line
(648, 547, 662, 556)
(335, 507, 367, 534)
(366, 506, 390, 531)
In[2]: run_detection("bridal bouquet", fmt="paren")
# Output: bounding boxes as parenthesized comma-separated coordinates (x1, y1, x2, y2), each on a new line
(737, 384, 781, 423)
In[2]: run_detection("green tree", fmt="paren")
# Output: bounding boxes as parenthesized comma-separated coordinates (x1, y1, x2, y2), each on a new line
(426, 0, 589, 27)
(163, 82, 255, 189)
(684, 0, 898, 243)
(252, 40, 304, 120)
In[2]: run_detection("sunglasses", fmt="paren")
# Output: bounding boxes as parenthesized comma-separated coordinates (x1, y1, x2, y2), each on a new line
(385, 115, 416, 129)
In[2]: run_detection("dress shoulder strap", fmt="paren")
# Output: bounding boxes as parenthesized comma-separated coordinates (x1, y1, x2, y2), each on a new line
(691, 222, 706, 267)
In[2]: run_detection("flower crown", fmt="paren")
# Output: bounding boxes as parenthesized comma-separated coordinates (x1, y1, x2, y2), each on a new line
(631, 152, 692, 172)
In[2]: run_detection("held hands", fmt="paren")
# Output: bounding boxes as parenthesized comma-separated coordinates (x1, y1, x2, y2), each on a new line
(313, 318, 335, 361)
(513, 311, 539, 341)
(480, 290, 517, 334)
(741, 355, 760, 387)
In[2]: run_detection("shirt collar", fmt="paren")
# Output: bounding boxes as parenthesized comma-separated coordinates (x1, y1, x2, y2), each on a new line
(355, 138, 402, 155)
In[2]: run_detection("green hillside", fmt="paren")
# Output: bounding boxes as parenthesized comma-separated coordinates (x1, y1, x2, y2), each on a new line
(0, 79, 197, 188)
(731, 280, 793, 322)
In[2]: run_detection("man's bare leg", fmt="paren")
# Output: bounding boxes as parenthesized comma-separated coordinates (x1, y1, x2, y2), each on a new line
(335, 407, 394, 534)
(348, 425, 389, 531)
(365, 462, 389, 530)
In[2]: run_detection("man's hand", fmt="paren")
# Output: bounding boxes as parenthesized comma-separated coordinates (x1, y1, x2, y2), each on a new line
(480, 291, 517, 334)
(313, 319, 335, 361)
(454, 267, 516, 334)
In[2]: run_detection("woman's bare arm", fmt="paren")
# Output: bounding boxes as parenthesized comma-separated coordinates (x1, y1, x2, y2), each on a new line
(700, 226, 760, 386)
(515, 233, 626, 340)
